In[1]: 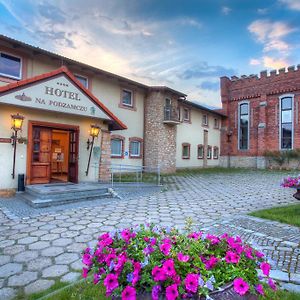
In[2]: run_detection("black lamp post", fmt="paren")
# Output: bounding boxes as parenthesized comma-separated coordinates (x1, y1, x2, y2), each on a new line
(11, 113, 24, 179)
(85, 124, 101, 176)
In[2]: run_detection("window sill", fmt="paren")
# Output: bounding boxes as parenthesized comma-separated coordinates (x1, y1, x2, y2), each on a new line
(129, 155, 142, 159)
(197, 157, 203, 160)
(182, 157, 190, 160)
(118, 103, 137, 111)
(111, 155, 124, 159)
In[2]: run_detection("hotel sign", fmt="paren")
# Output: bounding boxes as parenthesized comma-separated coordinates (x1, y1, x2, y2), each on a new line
(0, 74, 109, 120)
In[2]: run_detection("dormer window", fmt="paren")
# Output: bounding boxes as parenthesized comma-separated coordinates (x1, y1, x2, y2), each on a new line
(0, 52, 22, 80)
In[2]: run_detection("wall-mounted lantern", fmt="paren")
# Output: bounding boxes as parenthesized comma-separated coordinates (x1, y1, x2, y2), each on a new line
(85, 124, 101, 176)
(11, 113, 24, 179)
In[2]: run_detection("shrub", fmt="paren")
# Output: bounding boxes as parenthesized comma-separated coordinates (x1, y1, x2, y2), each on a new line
(82, 224, 278, 299)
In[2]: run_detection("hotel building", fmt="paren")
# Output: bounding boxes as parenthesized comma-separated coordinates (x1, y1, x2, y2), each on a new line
(0, 35, 223, 196)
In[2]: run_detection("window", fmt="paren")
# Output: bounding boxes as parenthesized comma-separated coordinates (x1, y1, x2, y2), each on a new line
(213, 146, 219, 159)
(207, 146, 212, 159)
(280, 95, 293, 150)
(238, 102, 249, 150)
(214, 118, 219, 129)
(121, 89, 133, 107)
(129, 138, 143, 158)
(182, 143, 190, 159)
(0, 52, 22, 79)
(202, 114, 208, 126)
(197, 144, 204, 159)
(75, 74, 88, 88)
(183, 108, 190, 122)
(111, 138, 123, 157)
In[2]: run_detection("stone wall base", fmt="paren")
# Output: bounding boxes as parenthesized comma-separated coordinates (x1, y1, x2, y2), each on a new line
(220, 156, 267, 169)
(0, 189, 16, 198)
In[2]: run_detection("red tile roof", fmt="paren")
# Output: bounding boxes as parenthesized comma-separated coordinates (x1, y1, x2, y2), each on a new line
(0, 66, 127, 130)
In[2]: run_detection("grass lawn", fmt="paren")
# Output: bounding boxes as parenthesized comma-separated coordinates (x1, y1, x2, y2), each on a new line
(15, 280, 300, 300)
(250, 203, 300, 227)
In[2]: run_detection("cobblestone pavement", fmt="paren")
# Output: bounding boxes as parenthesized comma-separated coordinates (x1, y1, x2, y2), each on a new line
(0, 171, 299, 299)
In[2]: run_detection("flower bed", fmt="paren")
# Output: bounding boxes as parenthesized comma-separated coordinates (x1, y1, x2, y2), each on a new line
(281, 175, 300, 188)
(281, 175, 300, 200)
(82, 225, 277, 299)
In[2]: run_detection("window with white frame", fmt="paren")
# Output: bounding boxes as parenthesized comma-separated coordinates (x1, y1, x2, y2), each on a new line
(121, 89, 133, 107)
(182, 143, 190, 159)
(111, 139, 123, 157)
(207, 146, 212, 159)
(280, 95, 293, 150)
(214, 118, 219, 129)
(0, 52, 22, 79)
(75, 74, 88, 88)
(202, 114, 208, 126)
(213, 146, 219, 159)
(183, 108, 190, 121)
(238, 102, 249, 150)
(130, 141, 141, 157)
(197, 145, 204, 159)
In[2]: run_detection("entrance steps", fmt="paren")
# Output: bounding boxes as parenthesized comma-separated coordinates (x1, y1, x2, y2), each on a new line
(20, 182, 113, 208)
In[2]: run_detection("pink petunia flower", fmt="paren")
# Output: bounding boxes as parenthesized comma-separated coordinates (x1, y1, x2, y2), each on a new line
(206, 256, 219, 270)
(122, 286, 136, 300)
(163, 259, 176, 277)
(82, 267, 88, 278)
(225, 251, 240, 264)
(82, 253, 93, 266)
(184, 273, 200, 293)
(244, 248, 254, 260)
(255, 284, 264, 295)
(260, 262, 271, 276)
(166, 284, 179, 300)
(206, 234, 220, 245)
(233, 278, 249, 296)
(121, 229, 132, 243)
(177, 252, 190, 262)
(160, 243, 171, 256)
(152, 266, 167, 281)
(268, 278, 277, 291)
(255, 251, 265, 258)
(103, 274, 119, 295)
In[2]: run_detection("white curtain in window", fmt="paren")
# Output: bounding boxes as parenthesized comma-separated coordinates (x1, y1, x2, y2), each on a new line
(131, 141, 140, 156)
(111, 139, 122, 156)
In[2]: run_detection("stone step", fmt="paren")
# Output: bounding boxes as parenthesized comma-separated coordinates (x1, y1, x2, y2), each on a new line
(21, 192, 112, 208)
(20, 183, 113, 208)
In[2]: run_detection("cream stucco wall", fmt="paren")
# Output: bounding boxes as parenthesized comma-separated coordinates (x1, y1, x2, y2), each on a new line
(20, 57, 145, 168)
(176, 108, 221, 168)
(0, 104, 107, 190)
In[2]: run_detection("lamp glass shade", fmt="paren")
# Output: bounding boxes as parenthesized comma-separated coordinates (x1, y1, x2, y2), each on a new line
(11, 114, 24, 131)
(90, 125, 100, 137)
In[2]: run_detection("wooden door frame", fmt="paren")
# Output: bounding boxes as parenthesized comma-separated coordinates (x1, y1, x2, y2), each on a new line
(26, 120, 80, 185)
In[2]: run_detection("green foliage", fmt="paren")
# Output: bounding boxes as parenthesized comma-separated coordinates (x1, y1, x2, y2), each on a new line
(264, 149, 300, 167)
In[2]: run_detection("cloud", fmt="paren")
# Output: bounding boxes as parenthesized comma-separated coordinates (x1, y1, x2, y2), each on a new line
(279, 0, 300, 10)
(262, 56, 289, 69)
(249, 58, 261, 66)
(178, 62, 235, 80)
(257, 8, 268, 14)
(221, 6, 232, 15)
(198, 81, 219, 91)
(248, 19, 295, 70)
(37, 2, 66, 24)
(248, 20, 295, 51)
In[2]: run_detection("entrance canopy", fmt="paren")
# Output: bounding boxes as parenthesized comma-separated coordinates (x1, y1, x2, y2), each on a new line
(0, 66, 127, 130)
